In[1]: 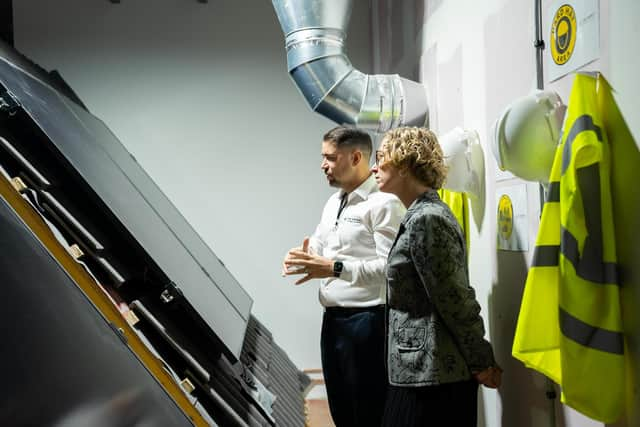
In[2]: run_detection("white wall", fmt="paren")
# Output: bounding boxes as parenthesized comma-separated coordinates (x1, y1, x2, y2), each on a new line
(13, 0, 372, 371)
(374, 0, 639, 426)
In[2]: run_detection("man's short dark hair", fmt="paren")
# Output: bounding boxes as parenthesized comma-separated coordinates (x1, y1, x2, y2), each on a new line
(323, 126, 372, 160)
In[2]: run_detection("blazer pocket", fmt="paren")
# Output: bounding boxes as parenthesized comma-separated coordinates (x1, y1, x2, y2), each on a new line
(396, 327, 426, 352)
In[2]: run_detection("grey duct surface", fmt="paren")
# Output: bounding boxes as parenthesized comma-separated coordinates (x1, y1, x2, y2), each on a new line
(272, 0, 428, 132)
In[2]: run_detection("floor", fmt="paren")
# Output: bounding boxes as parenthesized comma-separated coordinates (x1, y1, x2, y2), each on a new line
(306, 399, 335, 427)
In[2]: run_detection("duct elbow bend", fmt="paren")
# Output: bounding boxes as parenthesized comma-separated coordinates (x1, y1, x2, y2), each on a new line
(288, 57, 428, 133)
(274, 0, 428, 132)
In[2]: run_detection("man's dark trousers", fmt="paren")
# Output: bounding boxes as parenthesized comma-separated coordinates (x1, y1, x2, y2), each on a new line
(320, 305, 387, 427)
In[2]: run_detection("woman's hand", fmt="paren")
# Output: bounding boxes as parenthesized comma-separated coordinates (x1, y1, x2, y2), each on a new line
(473, 366, 503, 388)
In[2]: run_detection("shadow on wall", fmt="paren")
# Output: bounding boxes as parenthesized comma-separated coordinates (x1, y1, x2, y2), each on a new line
(489, 249, 568, 427)
(469, 155, 486, 233)
(375, 0, 424, 80)
(425, 0, 444, 21)
(608, 89, 640, 427)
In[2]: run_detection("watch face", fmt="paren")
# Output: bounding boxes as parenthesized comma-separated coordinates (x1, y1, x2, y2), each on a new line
(333, 261, 343, 276)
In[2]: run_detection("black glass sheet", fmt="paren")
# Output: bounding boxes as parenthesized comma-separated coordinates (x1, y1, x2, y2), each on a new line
(0, 56, 251, 357)
(0, 195, 194, 426)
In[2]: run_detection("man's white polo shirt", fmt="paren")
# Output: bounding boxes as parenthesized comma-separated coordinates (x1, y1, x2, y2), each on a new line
(309, 174, 405, 308)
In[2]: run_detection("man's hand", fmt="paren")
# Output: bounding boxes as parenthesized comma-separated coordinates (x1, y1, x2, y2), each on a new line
(281, 237, 310, 276)
(473, 366, 503, 389)
(282, 237, 334, 285)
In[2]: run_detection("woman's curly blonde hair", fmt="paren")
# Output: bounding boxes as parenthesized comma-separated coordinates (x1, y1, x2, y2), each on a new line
(381, 127, 448, 189)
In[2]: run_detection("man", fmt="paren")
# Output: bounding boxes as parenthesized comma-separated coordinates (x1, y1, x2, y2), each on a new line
(283, 126, 405, 427)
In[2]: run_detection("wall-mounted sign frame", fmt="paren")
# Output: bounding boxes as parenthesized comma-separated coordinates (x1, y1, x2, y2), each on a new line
(546, 0, 600, 82)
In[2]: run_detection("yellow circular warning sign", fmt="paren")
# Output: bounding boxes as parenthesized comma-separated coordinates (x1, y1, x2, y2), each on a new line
(498, 195, 513, 240)
(550, 4, 577, 65)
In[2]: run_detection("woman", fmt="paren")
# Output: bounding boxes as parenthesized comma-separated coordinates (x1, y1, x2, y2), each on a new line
(371, 127, 501, 426)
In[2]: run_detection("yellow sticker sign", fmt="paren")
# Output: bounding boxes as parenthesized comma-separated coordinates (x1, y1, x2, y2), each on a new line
(498, 194, 513, 240)
(550, 4, 577, 65)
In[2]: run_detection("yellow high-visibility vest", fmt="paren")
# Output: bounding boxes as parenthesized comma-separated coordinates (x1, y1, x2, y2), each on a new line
(438, 188, 469, 250)
(512, 72, 625, 423)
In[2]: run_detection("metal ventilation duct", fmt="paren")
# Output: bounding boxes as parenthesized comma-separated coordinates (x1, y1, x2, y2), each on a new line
(272, 0, 428, 132)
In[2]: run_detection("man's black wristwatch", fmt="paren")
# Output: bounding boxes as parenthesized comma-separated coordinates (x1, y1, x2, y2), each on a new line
(332, 261, 343, 277)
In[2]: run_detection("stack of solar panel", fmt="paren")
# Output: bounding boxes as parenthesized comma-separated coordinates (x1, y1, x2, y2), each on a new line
(241, 315, 310, 427)
(0, 40, 310, 427)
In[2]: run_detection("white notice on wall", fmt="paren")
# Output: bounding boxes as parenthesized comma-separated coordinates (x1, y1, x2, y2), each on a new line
(496, 184, 528, 251)
(546, 0, 600, 82)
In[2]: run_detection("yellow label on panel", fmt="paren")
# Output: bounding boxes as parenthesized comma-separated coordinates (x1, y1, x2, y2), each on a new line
(498, 194, 513, 240)
(550, 4, 577, 65)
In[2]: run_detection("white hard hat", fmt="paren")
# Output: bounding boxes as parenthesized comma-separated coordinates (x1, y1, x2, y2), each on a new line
(440, 127, 485, 201)
(491, 91, 566, 182)
(439, 127, 486, 229)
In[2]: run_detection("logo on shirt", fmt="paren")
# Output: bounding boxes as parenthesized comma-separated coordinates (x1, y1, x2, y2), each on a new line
(341, 216, 363, 224)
